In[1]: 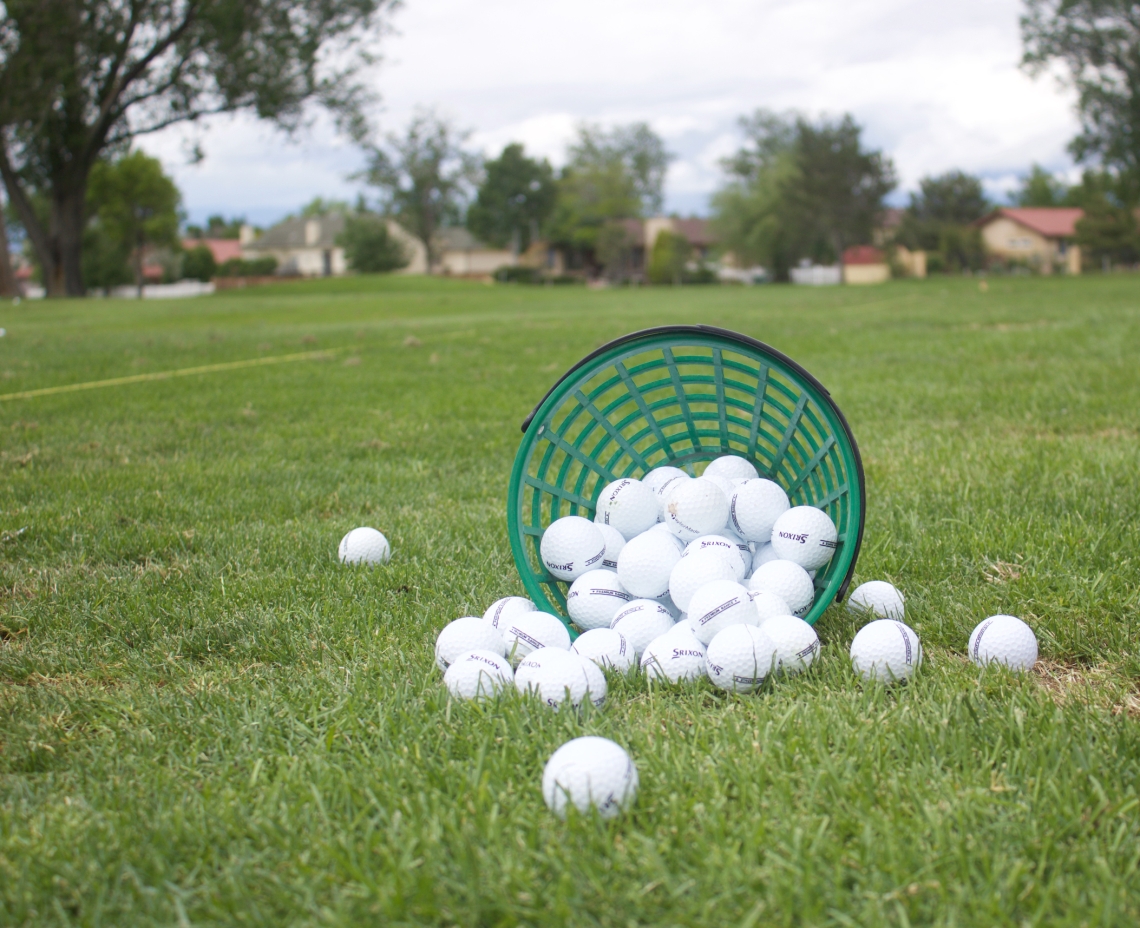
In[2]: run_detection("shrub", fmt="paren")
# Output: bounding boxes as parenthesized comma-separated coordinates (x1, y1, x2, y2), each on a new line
(182, 244, 217, 282)
(217, 256, 278, 277)
(337, 214, 409, 274)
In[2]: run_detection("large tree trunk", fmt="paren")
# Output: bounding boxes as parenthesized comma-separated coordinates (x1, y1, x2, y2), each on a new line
(0, 212, 16, 298)
(0, 146, 61, 296)
(52, 184, 87, 297)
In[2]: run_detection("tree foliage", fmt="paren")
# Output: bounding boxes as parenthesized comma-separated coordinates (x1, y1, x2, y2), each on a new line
(646, 229, 691, 285)
(1022, 0, 1140, 181)
(337, 212, 409, 273)
(359, 109, 479, 272)
(711, 111, 895, 280)
(0, 0, 396, 296)
(466, 143, 556, 252)
(1015, 164, 1072, 206)
(182, 244, 217, 282)
(894, 170, 989, 261)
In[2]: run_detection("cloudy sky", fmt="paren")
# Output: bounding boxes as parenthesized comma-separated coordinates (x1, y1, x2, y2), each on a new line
(142, 0, 1080, 227)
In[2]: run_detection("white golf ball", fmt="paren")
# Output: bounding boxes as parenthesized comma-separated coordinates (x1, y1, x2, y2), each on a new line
(847, 581, 905, 620)
(721, 525, 754, 575)
(748, 559, 816, 618)
(641, 625, 707, 683)
(968, 615, 1038, 671)
(566, 569, 631, 631)
(515, 647, 606, 709)
(688, 579, 757, 646)
(728, 479, 790, 543)
(705, 623, 777, 692)
(616, 528, 682, 598)
(596, 522, 626, 570)
(435, 616, 507, 671)
(338, 527, 391, 565)
(704, 455, 759, 482)
(642, 465, 688, 495)
(850, 620, 922, 683)
(482, 596, 536, 631)
(501, 611, 572, 665)
(751, 590, 792, 624)
(702, 473, 737, 505)
(669, 547, 738, 612)
(653, 587, 682, 617)
(648, 521, 686, 551)
(762, 614, 820, 675)
(572, 628, 635, 672)
(663, 478, 730, 543)
(653, 473, 692, 521)
(752, 542, 779, 570)
(540, 515, 607, 581)
(443, 649, 514, 701)
(681, 534, 747, 580)
(542, 736, 638, 819)
(770, 506, 839, 571)
(610, 599, 676, 658)
(594, 478, 658, 540)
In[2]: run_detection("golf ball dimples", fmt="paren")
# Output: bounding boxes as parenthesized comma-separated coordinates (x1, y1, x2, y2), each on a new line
(502, 611, 572, 665)
(594, 478, 658, 540)
(682, 534, 747, 580)
(649, 521, 686, 551)
(968, 615, 1038, 671)
(850, 619, 923, 683)
(540, 516, 606, 581)
(443, 649, 514, 701)
(729, 479, 790, 543)
(542, 736, 638, 820)
(751, 590, 792, 624)
(664, 477, 730, 543)
(752, 542, 778, 570)
(704, 455, 759, 482)
(770, 506, 839, 571)
(641, 626, 707, 682)
(642, 465, 688, 495)
(702, 473, 737, 506)
(566, 569, 631, 631)
(338, 527, 391, 565)
(762, 614, 820, 675)
(847, 581, 905, 620)
(610, 599, 676, 658)
(688, 579, 757, 646)
(749, 559, 815, 618)
(435, 616, 507, 671)
(705, 624, 777, 692)
(596, 522, 626, 570)
(482, 596, 536, 630)
(515, 647, 604, 709)
(721, 525, 754, 575)
(572, 628, 634, 672)
(654, 473, 691, 520)
(669, 547, 738, 612)
(616, 529, 682, 598)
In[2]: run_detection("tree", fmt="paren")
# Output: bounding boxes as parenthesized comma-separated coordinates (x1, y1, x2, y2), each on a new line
(1022, 1, 1140, 181)
(182, 244, 217, 281)
(337, 212, 409, 273)
(185, 215, 246, 239)
(647, 229, 691, 285)
(87, 151, 181, 297)
(1015, 164, 1070, 205)
(359, 109, 479, 273)
(0, 0, 396, 297)
(894, 171, 989, 265)
(466, 143, 556, 252)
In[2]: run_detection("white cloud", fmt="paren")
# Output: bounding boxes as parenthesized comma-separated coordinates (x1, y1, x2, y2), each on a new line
(142, 0, 1079, 224)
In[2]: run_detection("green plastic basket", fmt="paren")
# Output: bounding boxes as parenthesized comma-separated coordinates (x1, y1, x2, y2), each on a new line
(507, 325, 865, 632)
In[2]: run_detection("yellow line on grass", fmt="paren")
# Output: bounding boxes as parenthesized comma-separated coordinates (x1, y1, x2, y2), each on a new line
(0, 348, 343, 403)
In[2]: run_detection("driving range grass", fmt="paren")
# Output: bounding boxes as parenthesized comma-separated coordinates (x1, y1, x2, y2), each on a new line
(1, 274, 1139, 926)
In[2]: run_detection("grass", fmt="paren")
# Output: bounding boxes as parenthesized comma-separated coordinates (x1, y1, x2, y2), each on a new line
(1, 274, 1139, 926)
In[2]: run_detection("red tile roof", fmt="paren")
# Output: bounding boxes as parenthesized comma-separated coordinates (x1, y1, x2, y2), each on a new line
(978, 208, 1083, 238)
(842, 245, 885, 265)
(183, 238, 244, 263)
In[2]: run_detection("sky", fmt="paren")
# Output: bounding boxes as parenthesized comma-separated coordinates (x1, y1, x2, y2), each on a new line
(141, 0, 1080, 228)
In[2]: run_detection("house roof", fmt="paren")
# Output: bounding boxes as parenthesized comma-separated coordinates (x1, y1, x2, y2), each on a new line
(183, 238, 243, 264)
(842, 245, 885, 266)
(247, 213, 346, 251)
(435, 226, 498, 251)
(672, 217, 716, 247)
(977, 207, 1083, 238)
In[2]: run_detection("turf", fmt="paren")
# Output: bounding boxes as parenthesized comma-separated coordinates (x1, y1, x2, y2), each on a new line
(1, 274, 1138, 927)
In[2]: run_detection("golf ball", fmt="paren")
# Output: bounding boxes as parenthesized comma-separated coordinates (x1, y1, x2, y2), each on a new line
(566, 569, 631, 631)
(849, 619, 922, 684)
(669, 547, 738, 613)
(515, 647, 606, 709)
(688, 578, 757, 646)
(728, 478, 790, 543)
(435, 616, 507, 671)
(654, 473, 692, 521)
(443, 649, 514, 701)
(502, 611, 572, 665)
(682, 534, 748, 580)
(610, 599, 676, 658)
(338, 527, 391, 565)
(594, 478, 659, 540)
(482, 596, 536, 631)
(748, 559, 815, 618)
(751, 542, 779, 570)
(542, 736, 638, 819)
(596, 522, 627, 570)
(968, 615, 1038, 671)
(847, 581, 905, 620)
(641, 625, 707, 683)
(663, 477, 730, 543)
(751, 590, 792, 624)
(703, 455, 759, 482)
(540, 515, 607, 581)
(572, 628, 635, 672)
(770, 506, 838, 571)
(616, 528, 682, 598)
(705, 623, 777, 692)
(762, 614, 820, 675)
(642, 465, 688, 495)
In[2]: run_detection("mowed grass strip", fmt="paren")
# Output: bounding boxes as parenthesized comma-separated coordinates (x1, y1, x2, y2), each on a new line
(1, 275, 1138, 926)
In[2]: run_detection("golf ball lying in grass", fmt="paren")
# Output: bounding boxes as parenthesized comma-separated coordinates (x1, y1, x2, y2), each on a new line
(968, 615, 1038, 671)
(641, 624, 707, 682)
(502, 611, 571, 665)
(850, 619, 922, 683)
(847, 581, 905, 620)
(762, 614, 820, 675)
(482, 596, 536, 630)
(572, 628, 634, 672)
(705, 623, 776, 693)
(689, 579, 756, 645)
(770, 506, 838, 571)
(748, 559, 815, 618)
(435, 617, 507, 670)
(566, 569, 631, 630)
(594, 478, 658, 540)
(610, 599, 675, 658)
(444, 650, 514, 701)
(338, 527, 390, 565)
(542, 736, 638, 819)
(515, 647, 606, 709)
(540, 515, 606, 581)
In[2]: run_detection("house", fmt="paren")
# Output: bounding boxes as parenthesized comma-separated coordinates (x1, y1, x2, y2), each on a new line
(841, 245, 890, 285)
(435, 227, 515, 277)
(182, 238, 244, 265)
(974, 207, 1083, 274)
(241, 214, 348, 276)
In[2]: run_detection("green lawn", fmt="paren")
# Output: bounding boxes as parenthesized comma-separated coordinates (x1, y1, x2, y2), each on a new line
(1, 275, 1138, 926)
